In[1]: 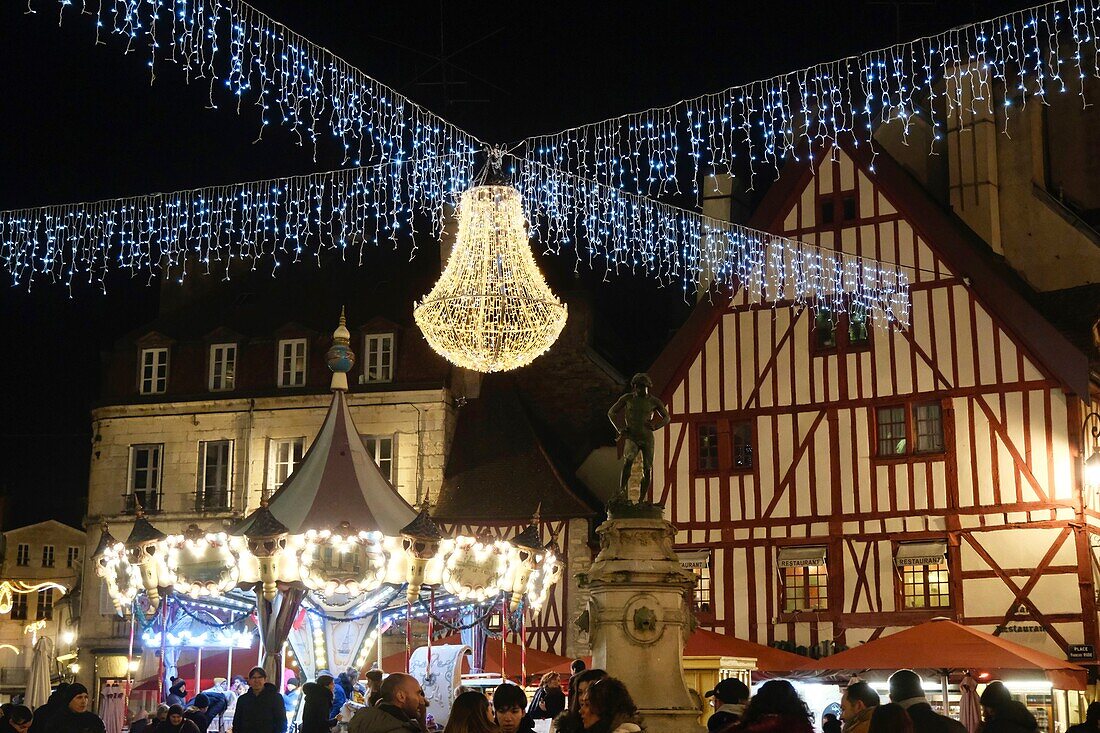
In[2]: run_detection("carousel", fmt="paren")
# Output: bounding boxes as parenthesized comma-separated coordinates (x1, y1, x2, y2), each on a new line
(92, 312, 563, 696)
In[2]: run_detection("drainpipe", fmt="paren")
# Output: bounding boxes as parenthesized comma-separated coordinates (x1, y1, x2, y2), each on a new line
(242, 399, 255, 513)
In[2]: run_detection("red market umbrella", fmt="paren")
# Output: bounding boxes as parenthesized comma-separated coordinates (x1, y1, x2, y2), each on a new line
(685, 628, 811, 673)
(795, 619, 1087, 690)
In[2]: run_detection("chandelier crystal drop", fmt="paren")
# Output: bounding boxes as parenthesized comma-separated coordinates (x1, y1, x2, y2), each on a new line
(414, 184, 568, 373)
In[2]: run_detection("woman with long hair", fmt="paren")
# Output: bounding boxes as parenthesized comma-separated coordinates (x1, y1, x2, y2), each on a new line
(529, 673, 566, 720)
(579, 678, 642, 733)
(730, 680, 812, 733)
(867, 703, 914, 733)
(444, 691, 498, 733)
(554, 669, 608, 733)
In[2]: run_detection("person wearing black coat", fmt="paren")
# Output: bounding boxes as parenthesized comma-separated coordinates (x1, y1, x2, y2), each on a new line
(301, 677, 339, 733)
(159, 706, 201, 733)
(232, 668, 287, 733)
(28, 683, 68, 733)
(184, 694, 212, 733)
(888, 671, 966, 733)
(44, 684, 106, 733)
(167, 679, 189, 709)
(978, 682, 1039, 733)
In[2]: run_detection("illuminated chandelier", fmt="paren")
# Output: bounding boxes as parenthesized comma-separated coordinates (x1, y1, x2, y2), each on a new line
(415, 158, 567, 373)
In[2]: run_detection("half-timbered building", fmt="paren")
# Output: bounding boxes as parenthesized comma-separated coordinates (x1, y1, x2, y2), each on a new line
(648, 139, 1099, 665)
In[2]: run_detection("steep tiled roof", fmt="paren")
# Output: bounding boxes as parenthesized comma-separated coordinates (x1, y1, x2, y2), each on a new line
(433, 376, 596, 522)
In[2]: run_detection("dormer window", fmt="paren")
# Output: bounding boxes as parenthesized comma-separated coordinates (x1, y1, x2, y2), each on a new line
(278, 339, 307, 387)
(209, 343, 237, 392)
(139, 348, 168, 395)
(364, 333, 395, 383)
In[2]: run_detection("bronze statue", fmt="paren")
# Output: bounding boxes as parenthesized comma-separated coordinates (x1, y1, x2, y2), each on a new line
(607, 373, 670, 503)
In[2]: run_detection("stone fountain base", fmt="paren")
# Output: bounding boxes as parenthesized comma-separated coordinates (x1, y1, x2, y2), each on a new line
(578, 514, 705, 733)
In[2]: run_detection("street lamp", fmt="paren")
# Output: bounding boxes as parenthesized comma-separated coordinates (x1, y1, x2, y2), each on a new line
(1083, 412, 1100, 490)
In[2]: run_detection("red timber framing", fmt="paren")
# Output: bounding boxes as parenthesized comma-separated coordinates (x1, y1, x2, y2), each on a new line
(436, 520, 569, 655)
(648, 140, 1098, 662)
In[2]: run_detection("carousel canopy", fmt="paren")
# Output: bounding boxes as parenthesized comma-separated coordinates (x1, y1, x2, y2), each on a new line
(235, 388, 418, 536)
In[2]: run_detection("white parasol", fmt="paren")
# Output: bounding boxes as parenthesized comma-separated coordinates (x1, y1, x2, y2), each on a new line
(25, 635, 55, 710)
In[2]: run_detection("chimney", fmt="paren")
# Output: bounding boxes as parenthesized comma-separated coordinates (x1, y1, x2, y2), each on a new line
(945, 66, 1004, 254)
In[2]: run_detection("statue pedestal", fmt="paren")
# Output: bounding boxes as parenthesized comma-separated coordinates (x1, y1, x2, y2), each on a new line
(580, 515, 704, 733)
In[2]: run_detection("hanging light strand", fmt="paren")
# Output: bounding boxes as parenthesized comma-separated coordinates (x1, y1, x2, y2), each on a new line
(0, 153, 476, 291)
(508, 155, 911, 327)
(27, 0, 484, 165)
(514, 1, 1100, 194)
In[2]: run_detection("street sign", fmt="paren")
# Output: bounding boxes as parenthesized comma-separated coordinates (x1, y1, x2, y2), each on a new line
(1068, 644, 1095, 661)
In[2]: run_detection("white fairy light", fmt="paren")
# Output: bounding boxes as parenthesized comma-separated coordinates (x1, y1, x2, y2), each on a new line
(414, 183, 568, 372)
(515, 2, 1098, 194)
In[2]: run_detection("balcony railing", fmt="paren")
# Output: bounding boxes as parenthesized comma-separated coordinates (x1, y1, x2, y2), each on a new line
(122, 490, 162, 514)
(117, 490, 238, 515)
(0, 667, 28, 686)
(195, 489, 232, 513)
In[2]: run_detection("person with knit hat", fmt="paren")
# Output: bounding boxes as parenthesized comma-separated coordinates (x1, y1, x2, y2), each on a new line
(168, 679, 189, 709)
(887, 670, 965, 733)
(978, 682, 1039, 733)
(29, 684, 69, 733)
(185, 694, 212, 733)
(160, 706, 201, 733)
(44, 684, 105, 733)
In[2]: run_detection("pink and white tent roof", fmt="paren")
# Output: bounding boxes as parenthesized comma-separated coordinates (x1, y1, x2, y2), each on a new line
(237, 389, 418, 536)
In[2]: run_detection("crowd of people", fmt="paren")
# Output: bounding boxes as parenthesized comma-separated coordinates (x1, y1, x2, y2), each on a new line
(9, 660, 1096, 733)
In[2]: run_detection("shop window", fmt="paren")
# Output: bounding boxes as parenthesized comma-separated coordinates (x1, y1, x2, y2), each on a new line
(778, 547, 828, 612)
(895, 541, 950, 609)
(678, 550, 712, 614)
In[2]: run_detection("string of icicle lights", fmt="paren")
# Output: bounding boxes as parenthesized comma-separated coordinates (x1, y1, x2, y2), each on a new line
(0, 154, 476, 290)
(0, 157, 911, 327)
(515, 1, 1100, 195)
(508, 155, 910, 328)
(27, 0, 483, 165)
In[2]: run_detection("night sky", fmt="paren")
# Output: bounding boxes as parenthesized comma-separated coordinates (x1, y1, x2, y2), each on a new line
(0, 0, 1036, 529)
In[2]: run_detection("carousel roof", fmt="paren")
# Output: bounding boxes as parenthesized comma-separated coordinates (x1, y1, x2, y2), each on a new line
(235, 311, 418, 537)
(237, 389, 418, 536)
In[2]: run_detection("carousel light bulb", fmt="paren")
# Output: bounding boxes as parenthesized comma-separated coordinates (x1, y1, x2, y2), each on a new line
(414, 184, 567, 373)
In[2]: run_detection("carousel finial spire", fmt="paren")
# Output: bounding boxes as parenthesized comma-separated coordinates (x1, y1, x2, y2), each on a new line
(325, 305, 356, 391)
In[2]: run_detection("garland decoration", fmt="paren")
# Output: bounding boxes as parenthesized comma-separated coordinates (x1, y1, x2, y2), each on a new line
(27, 0, 482, 166)
(514, 2, 1100, 193)
(0, 156, 910, 324)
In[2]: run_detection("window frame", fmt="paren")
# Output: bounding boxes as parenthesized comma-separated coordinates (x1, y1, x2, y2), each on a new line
(894, 541, 952, 610)
(872, 399, 947, 463)
(41, 545, 54, 568)
(277, 338, 308, 388)
(67, 546, 80, 568)
(695, 421, 721, 474)
(139, 347, 169, 395)
(35, 588, 53, 621)
(15, 544, 29, 567)
(129, 443, 164, 513)
(363, 333, 396, 384)
(208, 342, 238, 392)
(778, 546, 830, 614)
(811, 305, 871, 355)
(689, 418, 755, 478)
(269, 437, 305, 495)
(361, 434, 396, 482)
(816, 190, 860, 228)
(10, 593, 27, 621)
(197, 439, 233, 512)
